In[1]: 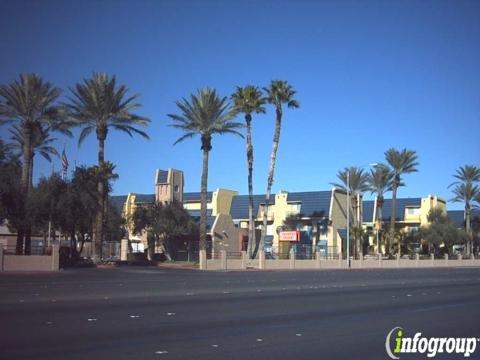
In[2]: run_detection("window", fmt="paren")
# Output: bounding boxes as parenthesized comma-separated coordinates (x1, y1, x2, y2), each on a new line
(289, 203, 301, 213)
(174, 185, 179, 192)
(406, 207, 420, 216)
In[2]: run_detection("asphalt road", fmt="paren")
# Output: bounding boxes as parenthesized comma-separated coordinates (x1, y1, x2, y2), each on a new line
(1, 266, 480, 360)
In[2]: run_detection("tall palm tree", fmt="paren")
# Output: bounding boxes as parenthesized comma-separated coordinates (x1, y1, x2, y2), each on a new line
(258, 80, 299, 256)
(0, 74, 66, 254)
(65, 73, 150, 262)
(366, 164, 393, 254)
(384, 148, 419, 255)
(9, 124, 60, 187)
(168, 88, 243, 252)
(449, 165, 480, 255)
(231, 86, 266, 259)
(331, 166, 369, 258)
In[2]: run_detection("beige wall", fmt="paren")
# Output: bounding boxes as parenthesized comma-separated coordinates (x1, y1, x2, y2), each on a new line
(155, 169, 184, 204)
(184, 202, 213, 211)
(205, 254, 480, 271)
(1, 245, 59, 272)
(212, 189, 238, 216)
(210, 214, 240, 256)
(329, 189, 350, 253)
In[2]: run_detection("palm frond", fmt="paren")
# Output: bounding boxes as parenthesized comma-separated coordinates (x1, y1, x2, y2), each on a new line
(0, 74, 68, 139)
(169, 87, 243, 147)
(65, 72, 150, 147)
(111, 124, 150, 139)
(78, 126, 95, 146)
(173, 132, 197, 145)
(449, 165, 480, 188)
(231, 85, 266, 116)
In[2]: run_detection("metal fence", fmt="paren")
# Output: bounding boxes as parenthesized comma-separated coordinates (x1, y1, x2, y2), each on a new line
(173, 250, 199, 262)
(2, 245, 52, 255)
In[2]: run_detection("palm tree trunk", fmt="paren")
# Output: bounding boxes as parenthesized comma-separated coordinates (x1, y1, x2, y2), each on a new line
(94, 135, 105, 263)
(15, 228, 24, 255)
(21, 124, 32, 193)
(70, 226, 78, 260)
(20, 123, 33, 255)
(352, 196, 359, 259)
(199, 147, 209, 252)
(377, 198, 383, 254)
(24, 227, 32, 255)
(258, 107, 282, 257)
(24, 152, 35, 256)
(390, 185, 398, 255)
(465, 204, 471, 256)
(29, 153, 34, 188)
(245, 114, 255, 259)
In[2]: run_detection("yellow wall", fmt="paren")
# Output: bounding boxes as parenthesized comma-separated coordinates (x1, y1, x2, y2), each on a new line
(329, 189, 350, 253)
(420, 195, 447, 226)
(123, 193, 147, 244)
(123, 193, 137, 231)
(212, 189, 238, 216)
(271, 192, 291, 253)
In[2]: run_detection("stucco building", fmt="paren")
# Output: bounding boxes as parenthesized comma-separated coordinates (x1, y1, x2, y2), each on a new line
(113, 168, 454, 259)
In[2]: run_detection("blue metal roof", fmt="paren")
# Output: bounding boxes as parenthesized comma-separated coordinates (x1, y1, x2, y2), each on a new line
(362, 200, 375, 223)
(288, 191, 331, 217)
(230, 191, 331, 220)
(134, 193, 155, 203)
(448, 210, 479, 228)
(109, 195, 127, 212)
(230, 194, 275, 220)
(183, 191, 213, 202)
(156, 170, 168, 184)
(448, 210, 464, 227)
(363, 198, 422, 222)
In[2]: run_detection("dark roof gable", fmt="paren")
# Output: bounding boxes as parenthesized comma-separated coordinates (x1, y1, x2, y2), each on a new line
(156, 170, 168, 184)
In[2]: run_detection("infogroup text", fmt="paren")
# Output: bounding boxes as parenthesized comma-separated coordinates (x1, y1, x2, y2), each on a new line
(385, 327, 479, 359)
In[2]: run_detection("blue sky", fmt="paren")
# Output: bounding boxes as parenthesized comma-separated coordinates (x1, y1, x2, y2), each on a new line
(0, 0, 479, 210)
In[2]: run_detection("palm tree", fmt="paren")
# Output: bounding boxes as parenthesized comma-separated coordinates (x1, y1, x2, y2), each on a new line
(168, 88, 243, 253)
(384, 148, 419, 255)
(231, 86, 266, 259)
(258, 80, 299, 256)
(366, 164, 393, 254)
(65, 73, 150, 262)
(449, 165, 480, 255)
(331, 166, 369, 258)
(9, 124, 60, 187)
(0, 74, 66, 254)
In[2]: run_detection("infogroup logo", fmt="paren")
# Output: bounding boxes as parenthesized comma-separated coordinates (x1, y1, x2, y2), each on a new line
(385, 327, 479, 359)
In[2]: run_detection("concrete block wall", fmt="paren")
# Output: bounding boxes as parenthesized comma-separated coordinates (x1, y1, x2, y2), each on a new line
(0, 245, 59, 272)
(204, 252, 480, 271)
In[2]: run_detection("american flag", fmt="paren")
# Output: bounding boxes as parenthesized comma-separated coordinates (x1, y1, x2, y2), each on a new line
(61, 148, 69, 179)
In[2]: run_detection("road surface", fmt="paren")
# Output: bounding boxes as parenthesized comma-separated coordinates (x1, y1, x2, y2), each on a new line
(1, 266, 480, 359)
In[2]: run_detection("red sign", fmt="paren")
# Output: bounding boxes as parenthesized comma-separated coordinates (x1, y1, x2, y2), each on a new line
(279, 231, 300, 242)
